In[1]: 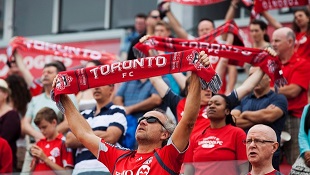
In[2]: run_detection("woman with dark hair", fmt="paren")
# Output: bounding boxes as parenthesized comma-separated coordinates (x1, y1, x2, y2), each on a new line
(292, 8, 310, 59)
(250, 20, 271, 49)
(296, 104, 310, 167)
(184, 94, 248, 175)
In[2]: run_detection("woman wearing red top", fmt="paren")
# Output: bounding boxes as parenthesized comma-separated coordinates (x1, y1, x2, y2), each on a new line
(184, 94, 248, 175)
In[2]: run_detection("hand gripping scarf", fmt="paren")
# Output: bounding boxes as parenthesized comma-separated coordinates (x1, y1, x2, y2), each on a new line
(7, 36, 117, 65)
(133, 36, 287, 90)
(51, 49, 221, 114)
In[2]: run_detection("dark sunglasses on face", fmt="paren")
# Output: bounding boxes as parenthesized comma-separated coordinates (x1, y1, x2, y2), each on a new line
(150, 15, 160, 19)
(138, 116, 167, 130)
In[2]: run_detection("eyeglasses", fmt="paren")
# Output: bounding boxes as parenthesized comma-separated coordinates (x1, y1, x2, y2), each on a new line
(138, 116, 167, 130)
(243, 138, 275, 145)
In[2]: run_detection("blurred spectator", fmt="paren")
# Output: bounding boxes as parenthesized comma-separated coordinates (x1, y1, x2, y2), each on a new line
(76, 60, 102, 112)
(271, 27, 310, 165)
(0, 78, 21, 172)
(162, 1, 237, 95)
(119, 13, 146, 60)
(30, 107, 74, 175)
(21, 61, 78, 173)
(184, 94, 248, 175)
(5, 74, 32, 172)
(246, 124, 281, 175)
(231, 66, 288, 170)
(0, 136, 13, 174)
(66, 84, 126, 175)
(127, 10, 161, 60)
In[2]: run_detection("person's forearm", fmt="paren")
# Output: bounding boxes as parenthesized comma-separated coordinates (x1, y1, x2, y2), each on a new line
(236, 118, 255, 129)
(60, 95, 94, 144)
(277, 84, 302, 99)
(225, 1, 238, 22)
(43, 157, 69, 174)
(23, 121, 43, 141)
(172, 73, 187, 91)
(226, 65, 237, 94)
(242, 109, 281, 124)
(65, 132, 84, 148)
(261, 11, 283, 29)
(236, 68, 264, 100)
(166, 12, 188, 39)
(14, 51, 34, 87)
(149, 76, 169, 98)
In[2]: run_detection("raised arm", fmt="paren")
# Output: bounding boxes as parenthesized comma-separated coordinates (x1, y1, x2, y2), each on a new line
(225, 0, 240, 22)
(57, 94, 101, 158)
(13, 51, 34, 88)
(261, 11, 283, 29)
(235, 68, 264, 100)
(171, 51, 208, 152)
(163, 2, 189, 39)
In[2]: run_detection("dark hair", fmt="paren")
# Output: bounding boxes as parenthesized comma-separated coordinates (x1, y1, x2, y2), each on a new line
(198, 18, 215, 28)
(292, 8, 310, 35)
(87, 60, 102, 66)
(135, 13, 147, 19)
(215, 94, 236, 126)
(304, 105, 310, 135)
(5, 75, 32, 116)
(44, 61, 66, 73)
(250, 19, 270, 42)
(34, 107, 58, 126)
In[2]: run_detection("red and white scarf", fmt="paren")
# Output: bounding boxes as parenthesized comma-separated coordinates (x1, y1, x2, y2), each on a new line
(51, 49, 222, 113)
(7, 36, 117, 65)
(163, 0, 224, 6)
(133, 36, 287, 89)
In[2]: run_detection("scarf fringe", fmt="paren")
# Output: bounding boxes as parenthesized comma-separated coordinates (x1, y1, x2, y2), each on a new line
(133, 48, 146, 60)
(201, 73, 222, 93)
(51, 89, 65, 114)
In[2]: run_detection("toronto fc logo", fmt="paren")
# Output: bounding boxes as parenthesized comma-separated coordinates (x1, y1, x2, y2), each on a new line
(56, 74, 73, 91)
(186, 50, 205, 70)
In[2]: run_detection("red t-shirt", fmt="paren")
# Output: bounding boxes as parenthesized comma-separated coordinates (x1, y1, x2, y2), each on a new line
(98, 139, 185, 175)
(0, 137, 12, 173)
(247, 169, 282, 175)
(295, 32, 310, 60)
(29, 79, 43, 97)
(32, 134, 74, 174)
(184, 125, 247, 175)
(177, 98, 210, 139)
(280, 53, 310, 118)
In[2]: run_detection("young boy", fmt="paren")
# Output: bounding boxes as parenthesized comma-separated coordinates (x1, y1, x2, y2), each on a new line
(30, 107, 73, 174)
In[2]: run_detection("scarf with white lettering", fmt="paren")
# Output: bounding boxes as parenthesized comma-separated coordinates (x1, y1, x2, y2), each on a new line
(242, 0, 309, 21)
(133, 36, 287, 89)
(197, 20, 244, 47)
(51, 49, 221, 113)
(7, 36, 117, 65)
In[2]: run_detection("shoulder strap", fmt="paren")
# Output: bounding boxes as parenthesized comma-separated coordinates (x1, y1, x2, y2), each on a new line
(111, 151, 134, 174)
(154, 151, 178, 175)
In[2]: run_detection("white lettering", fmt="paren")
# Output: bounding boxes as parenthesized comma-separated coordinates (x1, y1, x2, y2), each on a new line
(90, 67, 100, 79)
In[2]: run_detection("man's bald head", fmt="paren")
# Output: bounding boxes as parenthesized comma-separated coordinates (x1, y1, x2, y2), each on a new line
(273, 27, 296, 42)
(248, 124, 277, 142)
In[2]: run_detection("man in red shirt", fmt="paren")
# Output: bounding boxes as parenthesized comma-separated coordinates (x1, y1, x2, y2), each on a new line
(52, 52, 209, 175)
(271, 27, 310, 165)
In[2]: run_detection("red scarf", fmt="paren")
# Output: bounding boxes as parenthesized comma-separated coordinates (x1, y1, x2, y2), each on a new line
(197, 20, 244, 47)
(52, 49, 221, 113)
(7, 36, 117, 65)
(164, 0, 224, 6)
(133, 36, 287, 89)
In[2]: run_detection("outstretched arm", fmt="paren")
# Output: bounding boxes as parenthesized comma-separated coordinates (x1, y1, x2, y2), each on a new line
(13, 51, 34, 88)
(57, 94, 101, 158)
(235, 68, 264, 100)
(171, 51, 208, 152)
(163, 2, 189, 39)
(261, 11, 283, 29)
(225, 0, 240, 22)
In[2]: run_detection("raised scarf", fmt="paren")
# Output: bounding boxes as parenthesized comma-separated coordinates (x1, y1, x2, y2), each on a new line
(7, 36, 117, 65)
(164, 0, 224, 6)
(52, 49, 221, 113)
(133, 36, 287, 89)
(197, 20, 244, 47)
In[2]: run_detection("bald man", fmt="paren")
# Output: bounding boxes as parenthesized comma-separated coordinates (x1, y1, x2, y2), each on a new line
(271, 27, 310, 165)
(245, 124, 281, 175)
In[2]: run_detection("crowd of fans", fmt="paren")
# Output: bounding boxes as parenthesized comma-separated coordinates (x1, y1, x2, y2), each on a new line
(1, 1, 310, 175)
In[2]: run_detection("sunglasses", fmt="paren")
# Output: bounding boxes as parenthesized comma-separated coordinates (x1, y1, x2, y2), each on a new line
(138, 116, 167, 130)
(150, 15, 160, 19)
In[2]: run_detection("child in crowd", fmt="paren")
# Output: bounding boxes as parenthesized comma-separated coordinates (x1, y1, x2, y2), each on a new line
(30, 107, 73, 175)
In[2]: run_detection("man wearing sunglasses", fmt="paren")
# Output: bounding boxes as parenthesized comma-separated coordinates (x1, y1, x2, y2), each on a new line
(52, 51, 207, 175)
(246, 124, 281, 175)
